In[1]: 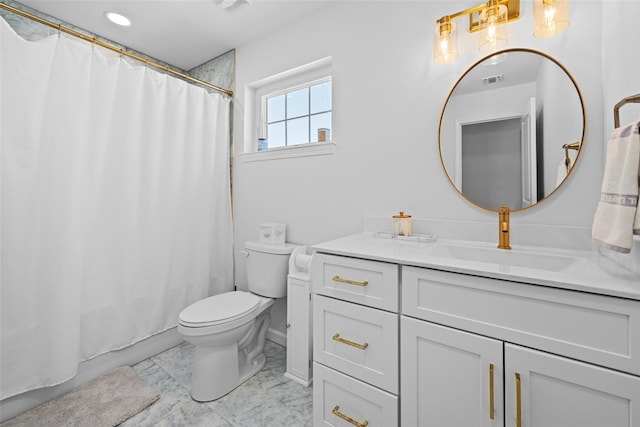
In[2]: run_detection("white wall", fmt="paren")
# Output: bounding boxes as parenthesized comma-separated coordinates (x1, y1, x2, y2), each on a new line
(233, 1, 636, 337)
(601, 1, 640, 143)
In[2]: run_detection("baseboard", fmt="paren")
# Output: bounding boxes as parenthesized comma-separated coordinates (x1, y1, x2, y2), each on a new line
(266, 327, 286, 347)
(284, 372, 313, 387)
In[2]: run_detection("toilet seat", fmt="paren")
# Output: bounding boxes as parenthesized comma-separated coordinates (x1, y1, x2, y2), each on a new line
(179, 291, 261, 328)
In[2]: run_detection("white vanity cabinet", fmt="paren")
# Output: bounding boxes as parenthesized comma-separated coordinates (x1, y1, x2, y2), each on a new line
(310, 233, 640, 427)
(311, 253, 400, 427)
(401, 266, 640, 427)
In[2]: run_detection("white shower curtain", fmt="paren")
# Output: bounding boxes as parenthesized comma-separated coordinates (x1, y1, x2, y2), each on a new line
(0, 18, 234, 399)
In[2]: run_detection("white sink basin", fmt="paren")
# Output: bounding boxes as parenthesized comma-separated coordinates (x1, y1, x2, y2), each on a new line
(431, 244, 577, 272)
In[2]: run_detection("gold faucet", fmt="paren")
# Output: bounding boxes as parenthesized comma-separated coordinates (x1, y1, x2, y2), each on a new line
(498, 206, 511, 250)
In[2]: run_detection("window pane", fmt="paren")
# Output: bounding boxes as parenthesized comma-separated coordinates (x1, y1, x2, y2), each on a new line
(267, 122, 286, 148)
(310, 112, 332, 142)
(287, 117, 309, 145)
(311, 81, 332, 114)
(286, 88, 309, 119)
(267, 95, 285, 123)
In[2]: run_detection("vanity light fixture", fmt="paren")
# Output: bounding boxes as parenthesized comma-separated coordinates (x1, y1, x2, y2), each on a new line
(434, 0, 519, 64)
(434, 0, 570, 64)
(104, 11, 131, 27)
(533, 0, 569, 37)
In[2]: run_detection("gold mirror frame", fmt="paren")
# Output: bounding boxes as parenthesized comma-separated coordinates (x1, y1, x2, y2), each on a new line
(438, 48, 586, 213)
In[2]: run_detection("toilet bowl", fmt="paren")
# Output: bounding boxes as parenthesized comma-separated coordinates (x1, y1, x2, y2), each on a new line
(178, 241, 297, 402)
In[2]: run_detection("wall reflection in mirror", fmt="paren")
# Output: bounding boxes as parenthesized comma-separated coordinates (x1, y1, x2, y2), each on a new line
(439, 48, 585, 212)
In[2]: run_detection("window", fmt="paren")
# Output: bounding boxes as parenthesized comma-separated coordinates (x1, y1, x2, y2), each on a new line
(242, 57, 334, 161)
(262, 79, 332, 149)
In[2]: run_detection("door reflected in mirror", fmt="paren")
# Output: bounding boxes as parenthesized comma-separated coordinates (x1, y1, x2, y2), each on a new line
(438, 48, 585, 212)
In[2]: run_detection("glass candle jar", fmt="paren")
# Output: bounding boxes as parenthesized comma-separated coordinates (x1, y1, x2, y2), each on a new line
(392, 211, 412, 237)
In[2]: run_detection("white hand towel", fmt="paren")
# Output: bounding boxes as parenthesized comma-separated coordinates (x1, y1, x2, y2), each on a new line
(592, 120, 640, 253)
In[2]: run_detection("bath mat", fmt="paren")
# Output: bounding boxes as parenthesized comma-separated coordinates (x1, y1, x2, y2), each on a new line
(1, 366, 159, 427)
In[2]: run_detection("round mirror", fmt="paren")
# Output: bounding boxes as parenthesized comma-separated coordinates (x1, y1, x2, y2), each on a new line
(438, 48, 585, 212)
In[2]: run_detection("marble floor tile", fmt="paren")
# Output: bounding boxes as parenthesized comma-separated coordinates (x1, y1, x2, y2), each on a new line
(124, 340, 312, 427)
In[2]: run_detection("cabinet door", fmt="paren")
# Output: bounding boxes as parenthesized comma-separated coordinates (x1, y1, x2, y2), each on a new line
(401, 317, 503, 427)
(505, 344, 640, 427)
(286, 277, 311, 385)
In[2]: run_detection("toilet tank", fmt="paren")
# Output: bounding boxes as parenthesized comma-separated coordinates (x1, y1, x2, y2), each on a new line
(245, 241, 298, 298)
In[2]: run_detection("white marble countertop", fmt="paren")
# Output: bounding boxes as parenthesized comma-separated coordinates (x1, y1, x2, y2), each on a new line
(311, 232, 640, 301)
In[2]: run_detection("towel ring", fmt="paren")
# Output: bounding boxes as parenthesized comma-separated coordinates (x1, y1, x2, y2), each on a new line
(614, 94, 640, 128)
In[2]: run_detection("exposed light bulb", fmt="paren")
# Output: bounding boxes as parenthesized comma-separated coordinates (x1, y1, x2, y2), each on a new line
(543, 4, 557, 32)
(434, 18, 458, 64)
(478, 2, 507, 53)
(534, 0, 569, 37)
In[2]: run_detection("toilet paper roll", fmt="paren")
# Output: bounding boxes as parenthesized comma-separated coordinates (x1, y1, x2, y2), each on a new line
(294, 254, 312, 270)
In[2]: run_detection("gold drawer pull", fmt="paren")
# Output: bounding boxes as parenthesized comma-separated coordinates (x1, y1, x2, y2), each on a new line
(515, 372, 522, 427)
(332, 405, 369, 427)
(489, 363, 495, 420)
(332, 275, 369, 287)
(332, 333, 369, 350)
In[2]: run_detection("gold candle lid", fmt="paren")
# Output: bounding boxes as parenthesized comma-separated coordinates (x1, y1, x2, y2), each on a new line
(393, 211, 412, 218)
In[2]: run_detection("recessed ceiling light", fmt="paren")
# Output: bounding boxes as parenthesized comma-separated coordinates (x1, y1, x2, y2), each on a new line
(104, 11, 131, 27)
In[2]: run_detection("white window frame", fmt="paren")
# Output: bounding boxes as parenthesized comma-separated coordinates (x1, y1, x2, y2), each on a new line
(260, 76, 332, 148)
(241, 57, 334, 162)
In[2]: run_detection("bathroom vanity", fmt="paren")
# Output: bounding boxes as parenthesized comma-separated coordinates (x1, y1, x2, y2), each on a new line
(310, 233, 640, 427)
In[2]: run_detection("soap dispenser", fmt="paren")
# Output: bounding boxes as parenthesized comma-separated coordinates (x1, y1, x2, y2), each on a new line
(392, 211, 412, 237)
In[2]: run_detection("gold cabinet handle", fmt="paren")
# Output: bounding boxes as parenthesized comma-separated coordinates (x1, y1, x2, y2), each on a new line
(332, 333, 369, 350)
(332, 275, 369, 287)
(332, 405, 369, 427)
(515, 372, 522, 427)
(489, 363, 495, 420)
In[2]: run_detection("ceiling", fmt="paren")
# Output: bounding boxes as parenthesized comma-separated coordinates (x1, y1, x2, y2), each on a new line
(14, 0, 331, 70)
(453, 51, 544, 96)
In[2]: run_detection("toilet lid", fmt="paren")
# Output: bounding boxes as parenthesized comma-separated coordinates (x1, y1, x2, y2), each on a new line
(179, 291, 261, 327)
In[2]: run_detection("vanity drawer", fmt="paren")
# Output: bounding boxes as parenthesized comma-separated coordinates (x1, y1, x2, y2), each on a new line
(311, 253, 399, 312)
(314, 294, 399, 394)
(402, 266, 640, 376)
(313, 362, 398, 427)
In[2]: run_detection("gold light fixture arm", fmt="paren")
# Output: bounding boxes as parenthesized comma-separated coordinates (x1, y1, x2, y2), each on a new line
(437, 0, 520, 33)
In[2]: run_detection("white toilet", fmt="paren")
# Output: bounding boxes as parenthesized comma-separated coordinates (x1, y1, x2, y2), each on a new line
(178, 241, 297, 401)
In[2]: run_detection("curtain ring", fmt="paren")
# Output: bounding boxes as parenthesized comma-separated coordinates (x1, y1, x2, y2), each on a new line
(57, 24, 61, 38)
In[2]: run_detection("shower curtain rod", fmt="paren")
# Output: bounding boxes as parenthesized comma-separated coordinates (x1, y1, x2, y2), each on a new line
(0, 2, 233, 97)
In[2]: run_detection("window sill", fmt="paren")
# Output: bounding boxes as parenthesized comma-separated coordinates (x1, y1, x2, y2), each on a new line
(239, 141, 335, 162)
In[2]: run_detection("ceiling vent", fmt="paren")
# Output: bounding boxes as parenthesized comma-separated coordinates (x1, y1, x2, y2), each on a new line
(482, 74, 504, 85)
